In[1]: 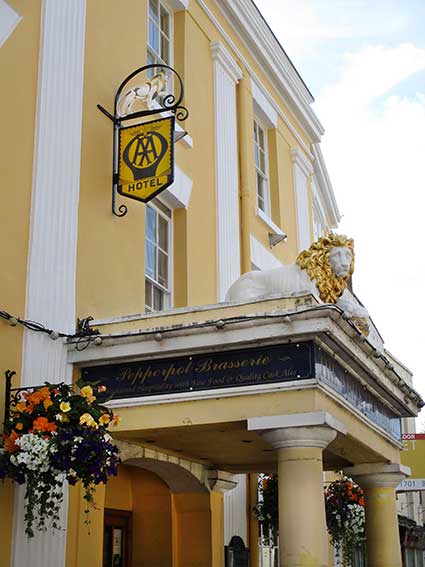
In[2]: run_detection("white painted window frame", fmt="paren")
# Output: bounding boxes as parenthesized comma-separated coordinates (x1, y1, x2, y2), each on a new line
(254, 116, 271, 217)
(251, 80, 285, 236)
(145, 198, 174, 312)
(147, 0, 174, 67)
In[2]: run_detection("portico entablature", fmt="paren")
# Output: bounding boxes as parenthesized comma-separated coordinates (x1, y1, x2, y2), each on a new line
(65, 295, 424, 474)
(68, 296, 422, 418)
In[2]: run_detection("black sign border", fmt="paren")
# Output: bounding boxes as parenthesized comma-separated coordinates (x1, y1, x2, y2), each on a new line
(117, 115, 175, 204)
(81, 341, 315, 401)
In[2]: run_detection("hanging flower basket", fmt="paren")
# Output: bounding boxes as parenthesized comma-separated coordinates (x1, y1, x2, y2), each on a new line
(0, 380, 121, 537)
(325, 476, 366, 566)
(253, 473, 366, 566)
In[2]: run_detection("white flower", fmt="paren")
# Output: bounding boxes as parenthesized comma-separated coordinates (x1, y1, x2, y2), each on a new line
(11, 433, 51, 472)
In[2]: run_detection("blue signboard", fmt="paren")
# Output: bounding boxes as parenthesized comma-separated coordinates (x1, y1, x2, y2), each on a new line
(81, 342, 314, 400)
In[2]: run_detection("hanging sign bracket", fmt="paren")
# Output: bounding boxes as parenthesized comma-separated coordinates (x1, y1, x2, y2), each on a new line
(97, 64, 189, 217)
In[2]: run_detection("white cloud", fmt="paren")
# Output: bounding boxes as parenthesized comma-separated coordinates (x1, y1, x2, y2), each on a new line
(253, 0, 353, 58)
(314, 44, 425, 398)
(318, 44, 425, 106)
(254, 0, 408, 60)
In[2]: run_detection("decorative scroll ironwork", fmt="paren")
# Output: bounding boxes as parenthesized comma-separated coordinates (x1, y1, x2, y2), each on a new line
(97, 64, 189, 217)
(3, 370, 63, 431)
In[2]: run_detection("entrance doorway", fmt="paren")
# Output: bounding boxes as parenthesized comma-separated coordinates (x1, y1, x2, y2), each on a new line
(103, 509, 132, 567)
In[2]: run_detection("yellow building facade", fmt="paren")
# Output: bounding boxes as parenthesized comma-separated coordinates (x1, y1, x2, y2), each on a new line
(0, 1, 423, 566)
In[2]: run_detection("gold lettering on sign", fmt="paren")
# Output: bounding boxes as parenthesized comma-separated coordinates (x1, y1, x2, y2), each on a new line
(195, 355, 271, 374)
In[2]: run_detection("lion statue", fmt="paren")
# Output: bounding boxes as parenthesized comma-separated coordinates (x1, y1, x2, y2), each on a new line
(225, 234, 370, 335)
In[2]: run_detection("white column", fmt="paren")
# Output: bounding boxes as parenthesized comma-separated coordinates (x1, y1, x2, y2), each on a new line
(12, 1, 86, 566)
(224, 474, 248, 545)
(210, 41, 243, 300)
(291, 147, 314, 252)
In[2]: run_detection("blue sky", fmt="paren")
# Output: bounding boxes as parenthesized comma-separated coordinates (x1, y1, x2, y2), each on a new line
(254, 0, 425, 414)
(255, 0, 425, 99)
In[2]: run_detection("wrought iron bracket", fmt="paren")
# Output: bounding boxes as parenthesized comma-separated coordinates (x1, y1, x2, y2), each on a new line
(3, 371, 65, 432)
(97, 64, 189, 218)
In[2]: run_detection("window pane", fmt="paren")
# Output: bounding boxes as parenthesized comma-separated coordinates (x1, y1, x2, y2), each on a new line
(258, 126, 265, 149)
(149, 0, 159, 22)
(158, 250, 168, 287)
(147, 50, 156, 66)
(254, 144, 260, 168)
(257, 173, 264, 199)
(146, 206, 156, 242)
(158, 214, 168, 252)
(258, 195, 265, 212)
(161, 35, 169, 64)
(145, 278, 153, 310)
(259, 148, 265, 172)
(145, 241, 156, 279)
(154, 286, 164, 311)
(160, 6, 169, 36)
(149, 20, 159, 53)
(253, 122, 258, 142)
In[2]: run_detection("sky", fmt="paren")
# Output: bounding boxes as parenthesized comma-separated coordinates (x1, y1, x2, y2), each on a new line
(254, 0, 425, 420)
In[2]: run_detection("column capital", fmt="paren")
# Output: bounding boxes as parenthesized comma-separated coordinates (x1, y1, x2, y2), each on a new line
(344, 462, 411, 489)
(248, 411, 345, 449)
(262, 425, 337, 449)
(207, 470, 238, 493)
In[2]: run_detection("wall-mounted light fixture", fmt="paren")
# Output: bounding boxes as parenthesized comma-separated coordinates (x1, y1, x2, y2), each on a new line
(268, 231, 287, 248)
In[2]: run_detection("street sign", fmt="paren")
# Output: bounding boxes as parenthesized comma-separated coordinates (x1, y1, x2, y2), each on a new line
(401, 434, 425, 477)
(397, 478, 425, 492)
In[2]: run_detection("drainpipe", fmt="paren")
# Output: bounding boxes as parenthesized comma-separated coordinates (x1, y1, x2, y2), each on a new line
(237, 75, 255, 274)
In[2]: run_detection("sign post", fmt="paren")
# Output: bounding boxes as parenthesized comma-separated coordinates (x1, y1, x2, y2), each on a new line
(97, 64, 188, 217)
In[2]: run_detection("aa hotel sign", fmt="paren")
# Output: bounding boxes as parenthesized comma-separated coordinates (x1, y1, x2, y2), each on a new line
(97, 64, 188, 216)
(81, 342, 314, 399)
(118, 116, 175, 202)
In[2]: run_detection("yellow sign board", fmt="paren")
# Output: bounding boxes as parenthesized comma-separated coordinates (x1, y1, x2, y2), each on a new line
(118, 116, 175, 203)
(401, 434, 425, 477)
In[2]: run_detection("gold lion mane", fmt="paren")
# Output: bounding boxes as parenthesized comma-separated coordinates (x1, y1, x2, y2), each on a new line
(295, 234, 354, 304)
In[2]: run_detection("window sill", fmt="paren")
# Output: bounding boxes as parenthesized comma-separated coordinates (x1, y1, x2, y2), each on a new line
(256, 208, 285, 236)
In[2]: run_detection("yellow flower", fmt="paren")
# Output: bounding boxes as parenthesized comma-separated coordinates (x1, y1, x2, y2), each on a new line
(99, 413, 110, 425)
(60, 401, 71, 413)
(80, 385, 96, 403)
(79, 412, 98, 428)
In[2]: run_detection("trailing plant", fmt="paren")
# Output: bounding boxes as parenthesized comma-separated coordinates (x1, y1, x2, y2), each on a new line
(325, 476, 366, 566)
(253, 474, 279, 541)
(0, 380, 120, 537)
(253, 473, 366, 567)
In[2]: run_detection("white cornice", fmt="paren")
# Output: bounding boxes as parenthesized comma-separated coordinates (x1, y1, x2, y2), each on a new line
(290, 147, 314, 177)
(206, 0, 325, 142)
(210, 40, 243, 83)
(311, 143, 340, 227)
(197, 0, 314, 160)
